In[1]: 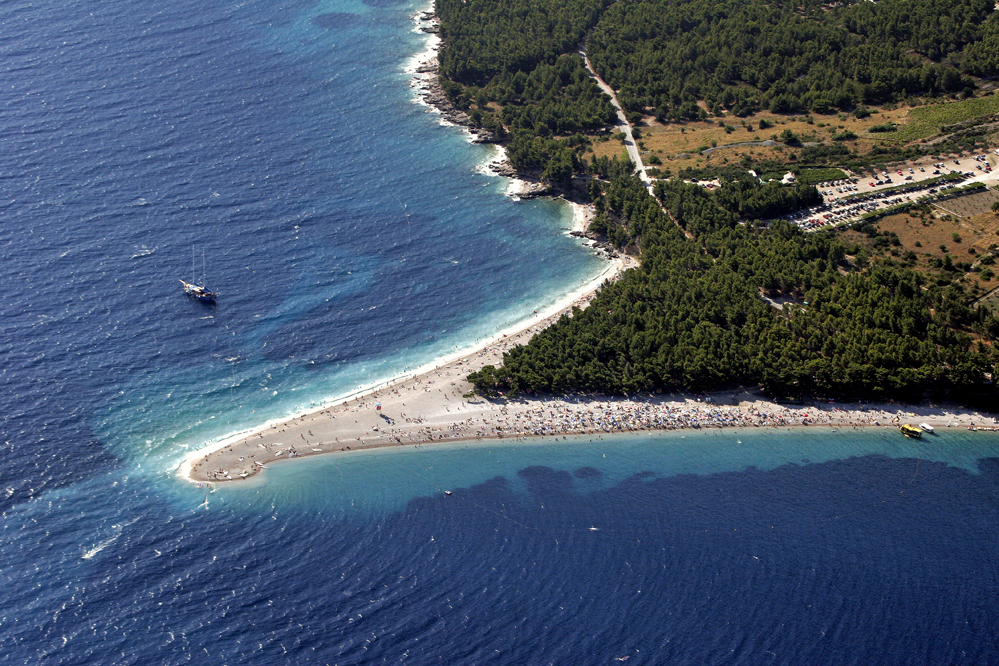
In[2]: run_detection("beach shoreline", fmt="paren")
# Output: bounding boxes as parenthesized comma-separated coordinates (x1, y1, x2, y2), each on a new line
(176, 240, 634, 483)
(175, 3, 636, 485)
(177, 208, 994, 485)
(180, 363, 998, 483)
(174, 4, 997, 486)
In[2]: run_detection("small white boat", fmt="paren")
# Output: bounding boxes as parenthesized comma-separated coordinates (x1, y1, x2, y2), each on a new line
(180, 279, 216, 302)
(180, 248, 217, 303)
(919, 423, 935, 433)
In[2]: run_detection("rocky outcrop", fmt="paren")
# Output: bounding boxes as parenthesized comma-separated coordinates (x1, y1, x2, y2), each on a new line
(489, 162, 517, 178)
(568, 231, 622, 259)
(420, 77, 499, 144)
(515, 181, 553, 199)
(412, 14, 501, 146)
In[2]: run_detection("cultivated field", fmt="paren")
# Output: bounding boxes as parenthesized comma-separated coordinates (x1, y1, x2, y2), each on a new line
(932, 188, 999, 219)
(886, 95, 999, 143)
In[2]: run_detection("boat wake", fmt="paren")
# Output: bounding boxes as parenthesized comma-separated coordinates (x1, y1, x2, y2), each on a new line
(82, 517, 139, 560)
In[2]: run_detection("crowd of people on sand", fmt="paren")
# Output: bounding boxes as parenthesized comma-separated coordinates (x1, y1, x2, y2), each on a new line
(190, 259, 999, 483)
(318, 394, 972, 447)
(194, 375, 996, 481)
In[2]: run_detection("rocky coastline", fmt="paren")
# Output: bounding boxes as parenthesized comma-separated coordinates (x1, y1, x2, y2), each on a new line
(411, 9, 619, 244)
(414, 11, 500, 145)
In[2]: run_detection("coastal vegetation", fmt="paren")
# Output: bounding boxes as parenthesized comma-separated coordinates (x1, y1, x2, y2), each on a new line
(436, 0, 615, 182)
(436, 0, 999, 181)
(469, 175, 998, 402)
(433, 0, 999, 402)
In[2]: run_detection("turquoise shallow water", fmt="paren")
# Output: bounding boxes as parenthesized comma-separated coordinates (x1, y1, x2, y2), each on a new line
(222, 426, 999, 516)
(3, 426, 996, 664)
(1, 0, 998, 661)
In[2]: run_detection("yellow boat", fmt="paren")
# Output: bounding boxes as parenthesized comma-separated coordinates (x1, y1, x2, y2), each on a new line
(899, 424, 922, 438)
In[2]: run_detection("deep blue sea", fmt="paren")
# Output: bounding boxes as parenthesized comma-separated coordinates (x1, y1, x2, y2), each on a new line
(1, 0, 997, 663)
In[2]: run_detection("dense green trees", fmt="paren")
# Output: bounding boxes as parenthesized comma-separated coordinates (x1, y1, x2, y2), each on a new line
(436, 0, 999, 179)
(961, 15, 999, 77)
(438, 0, 999, 401)
(585, 0, 993, 119)
(489, 56, 618, 134)
(436, 0, 611, 84)
(469, 176, 997, 402)
(435, 0, 615, 179)
(701, 177, 822, 222)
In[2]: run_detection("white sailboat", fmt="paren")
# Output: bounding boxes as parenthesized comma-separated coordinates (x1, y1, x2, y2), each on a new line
(180, 248, 217, 302)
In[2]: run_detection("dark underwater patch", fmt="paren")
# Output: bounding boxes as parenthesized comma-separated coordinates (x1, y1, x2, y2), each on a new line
(573, 466, 602, 479)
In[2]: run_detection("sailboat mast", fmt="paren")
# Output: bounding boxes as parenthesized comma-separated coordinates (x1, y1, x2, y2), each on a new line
(181, 245, 217, 302)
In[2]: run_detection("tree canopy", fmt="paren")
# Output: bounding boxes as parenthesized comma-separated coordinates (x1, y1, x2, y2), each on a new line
(586, 0, 990, 119)
(436, 0, 999, 178)
(469, 176, 998, 403)
(437, 0, 999, 402)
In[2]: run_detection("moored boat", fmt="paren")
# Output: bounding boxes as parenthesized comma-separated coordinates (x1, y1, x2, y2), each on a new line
(899, 424, 922, 438)
(918, 423, 934, 433)
(180, 279, 217, 302)
(181, 248, 217, 303)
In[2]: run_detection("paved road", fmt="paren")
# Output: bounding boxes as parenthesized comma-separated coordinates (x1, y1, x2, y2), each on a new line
(580, 49, 652, 193)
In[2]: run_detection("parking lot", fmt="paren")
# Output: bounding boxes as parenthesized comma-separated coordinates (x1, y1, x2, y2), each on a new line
(821, 153, 994, 199)
(783, 153, 999, 231)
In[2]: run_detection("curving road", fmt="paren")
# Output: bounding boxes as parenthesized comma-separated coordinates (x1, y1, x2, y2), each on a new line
(580, 48, 653, 194)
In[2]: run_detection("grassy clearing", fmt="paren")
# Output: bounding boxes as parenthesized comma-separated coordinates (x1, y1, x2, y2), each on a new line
(878, 95, 999, 143)
(794, 167, 849, 184)
(587, 135, 630, 163)
(578, 96, 999, 179)
(584, 107, 911, 175)
(859, 203, 999, 295)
